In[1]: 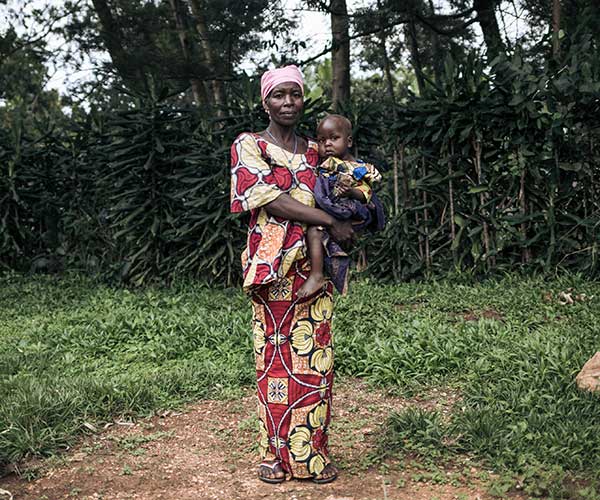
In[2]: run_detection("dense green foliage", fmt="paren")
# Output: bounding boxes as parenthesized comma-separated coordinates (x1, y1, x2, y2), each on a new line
(2, 272, 600, 479)
(0, 82, 326, 284)
(364, 35, 600, 280)
(2, 31, 600, 284)
(2, 0, 600, 284)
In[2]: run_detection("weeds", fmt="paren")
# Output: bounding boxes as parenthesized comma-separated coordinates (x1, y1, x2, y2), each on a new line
(2, 271, 600, 494)
(0, 273, 253, 463)
(351, 274, 600, 495)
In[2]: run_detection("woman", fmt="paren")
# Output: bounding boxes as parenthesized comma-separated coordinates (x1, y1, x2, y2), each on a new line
(230, 65, 354, 484)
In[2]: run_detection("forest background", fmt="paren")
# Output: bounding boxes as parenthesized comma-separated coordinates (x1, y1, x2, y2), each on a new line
(1, 0, 599, 285)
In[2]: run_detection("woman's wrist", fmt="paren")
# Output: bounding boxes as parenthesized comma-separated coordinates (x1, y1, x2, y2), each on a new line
(323, 213, 336, 228)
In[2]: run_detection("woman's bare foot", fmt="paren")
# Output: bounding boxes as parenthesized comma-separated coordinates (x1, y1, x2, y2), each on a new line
(258, 460, 285, 484)
(312, 463, 338, 484)
(297, 273, 325, 298)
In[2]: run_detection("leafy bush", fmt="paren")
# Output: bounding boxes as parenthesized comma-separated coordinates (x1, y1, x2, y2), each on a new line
(2, 37, 600, 283)
(0, 109, 75, 271)
(0, 79, 329, 285)
(362, 35, 600, 279)
(382, 407, 447, 457)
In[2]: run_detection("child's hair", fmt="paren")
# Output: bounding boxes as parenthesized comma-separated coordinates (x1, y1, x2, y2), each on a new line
(317, 114, 352, 136)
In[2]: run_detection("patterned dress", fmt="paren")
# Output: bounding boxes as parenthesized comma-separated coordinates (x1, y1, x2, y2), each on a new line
(230, 132, 335, 479)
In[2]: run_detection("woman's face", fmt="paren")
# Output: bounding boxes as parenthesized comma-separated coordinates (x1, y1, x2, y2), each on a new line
(264, 82, 304, 127)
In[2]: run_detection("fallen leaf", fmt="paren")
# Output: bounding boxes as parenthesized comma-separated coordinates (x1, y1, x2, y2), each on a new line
(0, 489, 13, 500)
(82, 422, 97, 432)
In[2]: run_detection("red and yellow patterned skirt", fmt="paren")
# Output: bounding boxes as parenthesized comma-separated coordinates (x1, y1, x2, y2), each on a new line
(251, 259, 334, 479)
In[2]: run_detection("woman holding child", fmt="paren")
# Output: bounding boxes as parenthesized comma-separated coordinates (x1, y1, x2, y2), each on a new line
(230, 65, 382, 484)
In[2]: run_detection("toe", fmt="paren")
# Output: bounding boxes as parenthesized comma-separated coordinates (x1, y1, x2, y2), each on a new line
(259, 466, 274, 479)
(259, 461, 285, 481)
(323, 464, 337, 478)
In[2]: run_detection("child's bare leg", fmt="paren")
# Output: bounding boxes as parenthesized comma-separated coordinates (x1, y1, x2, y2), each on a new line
(298, 226, 326, 298)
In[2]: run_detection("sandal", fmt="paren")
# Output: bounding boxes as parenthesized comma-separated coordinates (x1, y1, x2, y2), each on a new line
(258, 460, 286, 484)
(312, 464, 338, 484)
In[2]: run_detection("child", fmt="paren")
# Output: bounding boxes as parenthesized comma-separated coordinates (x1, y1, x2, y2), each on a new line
(297, 114, 385, 298)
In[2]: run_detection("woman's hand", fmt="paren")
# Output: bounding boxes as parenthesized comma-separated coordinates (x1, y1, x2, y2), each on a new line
(329, 219, 354, 246)
(264, 194, 354, 245)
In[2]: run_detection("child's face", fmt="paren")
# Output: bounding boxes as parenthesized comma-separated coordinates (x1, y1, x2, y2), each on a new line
(316, 118, 352, 159)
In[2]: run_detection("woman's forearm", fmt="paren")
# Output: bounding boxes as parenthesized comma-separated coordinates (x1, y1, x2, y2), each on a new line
(265, 194, 335, 227)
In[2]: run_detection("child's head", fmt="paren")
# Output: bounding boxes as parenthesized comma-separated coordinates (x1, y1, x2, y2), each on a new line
(316, 114, 353, 160)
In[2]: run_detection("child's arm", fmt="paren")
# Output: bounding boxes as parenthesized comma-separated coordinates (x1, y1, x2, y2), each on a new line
(337, 184, 368, 202)
(348, 162, 378, 202)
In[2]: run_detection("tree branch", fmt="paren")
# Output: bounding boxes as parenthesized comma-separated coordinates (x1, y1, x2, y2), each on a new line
(298, 17, 408, 66)
(297, 7, 476, 67)
(300, 1, 474, 21)
(4, 0, 85, 58)
(416, 14, 478, 36)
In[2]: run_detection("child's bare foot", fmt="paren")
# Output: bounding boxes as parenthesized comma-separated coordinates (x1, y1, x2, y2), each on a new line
(298, 273, 325, 298)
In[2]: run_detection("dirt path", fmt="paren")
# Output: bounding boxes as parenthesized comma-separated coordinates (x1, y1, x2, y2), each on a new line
(1, 379, 506, 500)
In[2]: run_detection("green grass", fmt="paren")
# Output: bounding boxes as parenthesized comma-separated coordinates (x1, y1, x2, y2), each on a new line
(334, 274, 600, 481)
(2, 271, 600, 487)
(0, 272, 253, 463)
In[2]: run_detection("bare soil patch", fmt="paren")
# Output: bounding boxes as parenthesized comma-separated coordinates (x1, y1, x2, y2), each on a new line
(456, 309, 504, 322)
(1, 379, 511, 500)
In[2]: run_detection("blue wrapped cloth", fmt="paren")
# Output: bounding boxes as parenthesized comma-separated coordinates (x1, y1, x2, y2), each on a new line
(313, 171, 385, 294)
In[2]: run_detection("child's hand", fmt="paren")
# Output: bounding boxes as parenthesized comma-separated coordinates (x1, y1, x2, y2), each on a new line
(333, 173, 353, 198)
(337, 184, 351, 197)
(338, 184, 367, 202)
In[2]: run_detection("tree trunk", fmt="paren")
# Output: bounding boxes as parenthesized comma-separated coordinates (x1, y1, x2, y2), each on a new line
(168, 0, 209, 107)
(378, 20, 400, 214)
(427, 0, 443, 84)
(519, 156, 531, 263)
(473, 0, 505, 61)
(331, 0, 351, 111)
(393, 148, 399, 215)
(449, 141, 457, 262)
(189, 0, 226, 114)
(422, 157, 431, 271)
(472, 138, 491, 265)
(405, 18, 426, 95)
(400, 144, 410, 209)
(380, 37, 396, 104)
(552, 0, 561, 59)
(90, 0, 144, 87)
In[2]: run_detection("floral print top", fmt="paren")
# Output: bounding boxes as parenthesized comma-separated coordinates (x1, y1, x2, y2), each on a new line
(230, 132, 320, 292)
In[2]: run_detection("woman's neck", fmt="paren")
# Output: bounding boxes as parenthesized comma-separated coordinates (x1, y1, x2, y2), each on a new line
(266, 122, 297, 145)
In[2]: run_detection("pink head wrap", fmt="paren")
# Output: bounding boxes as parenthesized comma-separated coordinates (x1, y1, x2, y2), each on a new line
(260, 65, 304, 102)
